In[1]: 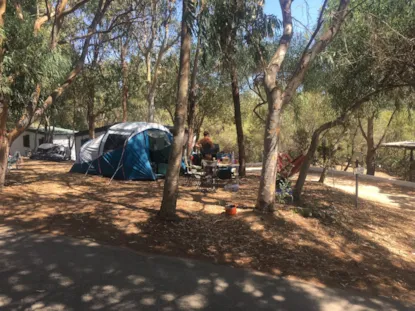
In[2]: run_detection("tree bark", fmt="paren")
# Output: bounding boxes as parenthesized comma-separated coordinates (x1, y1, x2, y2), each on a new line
(186, 34, 201, 158)
(0, 137, 9, 190)
(256, 91, 282, 211)
(293, 130, 321, 202)
(0, 98, 9, 191)
(319, 166, 329, 183)
(365, 116, 376, 175)
(159, 0, 191, 220)
(230, 61, 246, 177)
(88, 110, 95, 139)
(258, 0, 350, 209)
(120, 37, 129, 122)
(147, 91, 156, 123)
(256, 0, 293, 211)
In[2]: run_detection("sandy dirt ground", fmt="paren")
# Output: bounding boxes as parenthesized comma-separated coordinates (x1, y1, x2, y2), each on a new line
(1, 160, 414, 306)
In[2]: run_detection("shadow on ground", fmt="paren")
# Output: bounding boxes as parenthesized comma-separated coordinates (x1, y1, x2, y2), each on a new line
(0, 225, 411, 311)
(1, 161, 414, 307)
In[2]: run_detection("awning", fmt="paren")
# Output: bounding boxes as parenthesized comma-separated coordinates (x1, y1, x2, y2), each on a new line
(381, 141, 415, 150)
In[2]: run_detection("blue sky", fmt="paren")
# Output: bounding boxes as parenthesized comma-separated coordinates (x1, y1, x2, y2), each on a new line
(264, 0, 323, 29)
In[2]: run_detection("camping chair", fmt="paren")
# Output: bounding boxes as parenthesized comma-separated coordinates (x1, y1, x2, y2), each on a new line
(200, 159, 218, 191)
(182, 152, 203, 187)
(7, 151, 22, 173)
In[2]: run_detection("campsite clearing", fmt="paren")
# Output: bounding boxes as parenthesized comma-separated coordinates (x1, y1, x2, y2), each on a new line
(1, 160, 414, 306)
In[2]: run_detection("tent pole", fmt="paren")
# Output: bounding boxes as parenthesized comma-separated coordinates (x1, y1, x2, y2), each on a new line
(108, 135, 130, 184)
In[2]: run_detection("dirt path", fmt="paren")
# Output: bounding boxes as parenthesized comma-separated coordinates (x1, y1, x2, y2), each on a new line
(1, 160, 414, 306)
(307, 173, 415, 210)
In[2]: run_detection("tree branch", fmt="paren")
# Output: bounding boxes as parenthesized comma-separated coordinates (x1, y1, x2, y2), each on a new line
(253, 102, 267, 123)
(283, 0, 350, 106)
(358, 118, 368, 141)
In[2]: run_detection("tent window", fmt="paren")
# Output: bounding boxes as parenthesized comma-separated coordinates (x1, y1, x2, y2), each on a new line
(23, 135, 30, 148)
(147, 130, 171, 152)
(103, 134, 129, 153)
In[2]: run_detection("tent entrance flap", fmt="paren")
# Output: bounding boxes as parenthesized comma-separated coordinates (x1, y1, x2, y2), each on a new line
(147, 129, 172, 176)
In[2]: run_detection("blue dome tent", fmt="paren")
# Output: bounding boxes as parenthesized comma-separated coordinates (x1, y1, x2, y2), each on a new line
(70, 122, 173, 180)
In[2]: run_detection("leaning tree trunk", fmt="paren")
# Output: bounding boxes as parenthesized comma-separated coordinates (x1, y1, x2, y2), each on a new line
(230, 62, 246, 177)
(159, 0, 191, 220)
(293, 130, 320, 202)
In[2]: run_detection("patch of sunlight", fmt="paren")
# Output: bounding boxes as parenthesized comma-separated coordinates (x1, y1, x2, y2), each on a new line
(82, 285, 130, 306)
(49, 272, 74, 287)
(214, 278, 229, 293)
(177, 294, 207, 310)
(140, 297, 156, 306)
(249, 222, 265, 231)
(197, 279, 211, 285)
(84, 241, 99, 247)
(239, 280, 255, 293)
(126, 225, 140, 234)
(0, 295, 12, 307)
(18, 270, 31, 275)
(295, 282, 325, 299)
(30, 302, 67, 311)
(46, 264, 57, 271)
(252, 290, 263, 297)
(272, 295, 285, 302)
(0, 250, 16, 256)
(127, 275, 146, 285)
(332, 184, 401, 208)
(12, 284, 30, 292)
(161, 293, 176, 302)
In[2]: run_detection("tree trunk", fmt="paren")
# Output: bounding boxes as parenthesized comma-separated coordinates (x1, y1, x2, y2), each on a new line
(230, 62, 246, 177)
(366, 149, 376, 175)
(365, 116, 376, 175)
(88, 110, 95, 139)
(319, 166, 329, 183)
(319, 147, 338, 183)
(293, 130, 320, 202)
(0, 97, 9, 190)
(256, 87, 282, 211)
(0, 136, 9, 190)
(159, 0, 191, 220)
(186, 34, 201, 158)
(147, 91, 156, 123)
(121, 39, 129, 122)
